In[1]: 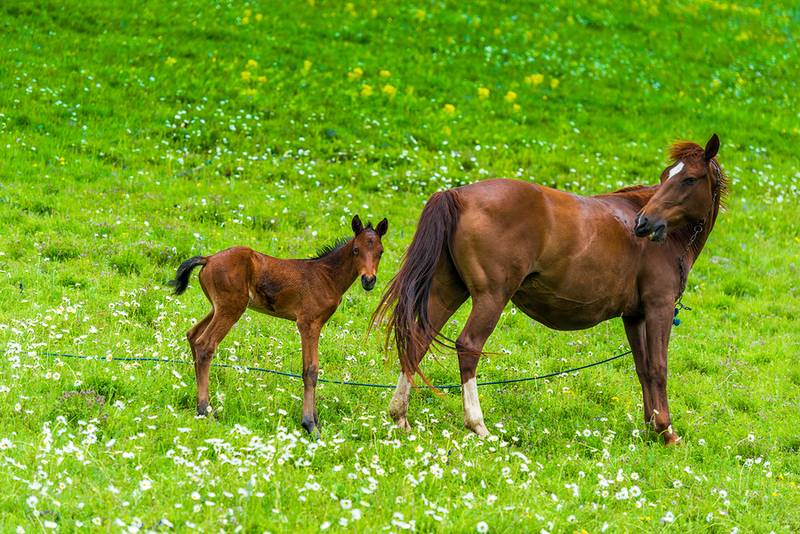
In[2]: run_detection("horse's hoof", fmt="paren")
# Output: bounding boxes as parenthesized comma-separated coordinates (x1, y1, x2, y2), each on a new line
(395, 417, 412, 432)
(196, 402, 209, 417)
(466, 421, 490, 438)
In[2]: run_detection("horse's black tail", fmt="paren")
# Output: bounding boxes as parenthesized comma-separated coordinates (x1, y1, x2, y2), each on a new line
(169, 256, 207, 295)
(371, 190, 462, 384)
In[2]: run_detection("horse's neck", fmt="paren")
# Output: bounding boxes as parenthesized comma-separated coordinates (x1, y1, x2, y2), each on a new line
(318, 242, 359, 293)
(682, 196, 722, 267)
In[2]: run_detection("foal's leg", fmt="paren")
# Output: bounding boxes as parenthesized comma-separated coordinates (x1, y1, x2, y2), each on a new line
(187, 312, 214, 380)
(644, 305, 681, 445)
(456, 292, 507, 437)
(297, 319, 322, 434)
(622, 316, 655, 424)
(192, 304, 246, 415)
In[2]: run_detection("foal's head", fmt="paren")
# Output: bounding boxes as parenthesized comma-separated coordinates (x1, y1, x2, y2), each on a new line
(634, 134, 723, 242)
(350, 215, 388, 291)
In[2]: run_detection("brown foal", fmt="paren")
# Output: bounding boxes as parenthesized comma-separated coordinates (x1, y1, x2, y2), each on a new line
(374, 134, 725, 445)
(170, 215, 388, 433)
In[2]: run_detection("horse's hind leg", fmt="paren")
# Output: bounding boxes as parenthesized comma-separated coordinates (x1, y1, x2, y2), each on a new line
(192, 303, 246, 415)
(390, 263, 467, 431)
(456, 292, 508, 437)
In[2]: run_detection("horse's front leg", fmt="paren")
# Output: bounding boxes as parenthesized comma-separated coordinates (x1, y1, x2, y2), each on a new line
(622, 316, 655, 426)
(644, 304, 681, 445)
(297, 319, 322, 434)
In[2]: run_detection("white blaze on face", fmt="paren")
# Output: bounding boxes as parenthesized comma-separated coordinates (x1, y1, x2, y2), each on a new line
(667, 161, 684, 180)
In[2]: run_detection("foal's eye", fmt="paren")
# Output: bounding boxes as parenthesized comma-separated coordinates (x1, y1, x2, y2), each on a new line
(353, 248, 359, 256)
(682, 177, 698, 186)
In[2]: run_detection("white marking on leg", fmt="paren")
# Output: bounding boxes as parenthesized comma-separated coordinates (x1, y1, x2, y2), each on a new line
(667, 161, 684, 180)
(462, 378, 489, 437)
(389, 373, 411, 427)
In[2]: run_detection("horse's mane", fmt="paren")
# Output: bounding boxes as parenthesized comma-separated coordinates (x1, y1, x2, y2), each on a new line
(313, 236, 350, 259)
(669, 141, 729, 203)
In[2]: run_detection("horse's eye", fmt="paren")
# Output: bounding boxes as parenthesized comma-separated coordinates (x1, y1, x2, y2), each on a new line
(353, 248, 359, 256)
(682, 177, 698, 186)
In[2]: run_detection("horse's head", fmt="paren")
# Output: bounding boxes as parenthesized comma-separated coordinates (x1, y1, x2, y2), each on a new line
(634, 134, 721, 242)
(350, 214, 388, 291)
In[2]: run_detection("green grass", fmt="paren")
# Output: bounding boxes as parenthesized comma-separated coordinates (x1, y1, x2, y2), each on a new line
(1, 0, 799, 531)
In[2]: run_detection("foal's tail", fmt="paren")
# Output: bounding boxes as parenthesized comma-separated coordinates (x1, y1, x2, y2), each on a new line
(371, 190, 462, 382)
(169, 256, 207, 295)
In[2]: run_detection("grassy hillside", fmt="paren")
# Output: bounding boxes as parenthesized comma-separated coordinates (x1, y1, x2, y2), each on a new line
(1, 0, 798, 531)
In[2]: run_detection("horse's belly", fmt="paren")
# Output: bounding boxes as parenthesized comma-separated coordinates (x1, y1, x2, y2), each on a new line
(511, 276, 629, 330)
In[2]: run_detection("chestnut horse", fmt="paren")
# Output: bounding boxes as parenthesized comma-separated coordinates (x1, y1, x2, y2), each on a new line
(170, 215, 388, 433)
(374, 134, 725, 445)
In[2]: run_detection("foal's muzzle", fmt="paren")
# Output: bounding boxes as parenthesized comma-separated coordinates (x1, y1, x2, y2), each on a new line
(634, 214, 667, 242)
(361, 275, 376, 291)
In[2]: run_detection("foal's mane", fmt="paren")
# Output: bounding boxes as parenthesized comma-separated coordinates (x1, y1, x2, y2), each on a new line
(313, 236, 350, 259)
(311, 222, 376, 260)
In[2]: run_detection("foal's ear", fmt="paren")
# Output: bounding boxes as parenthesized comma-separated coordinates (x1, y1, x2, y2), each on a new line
(351, 214, 364, 235)
(704, 133, 720, 161)
(375, 218, 388, 237)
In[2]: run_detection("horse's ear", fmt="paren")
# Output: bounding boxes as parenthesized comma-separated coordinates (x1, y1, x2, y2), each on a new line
(375, 218, 388, 237)
(351, 214, 364, 235)
(704, 133, 720, 161)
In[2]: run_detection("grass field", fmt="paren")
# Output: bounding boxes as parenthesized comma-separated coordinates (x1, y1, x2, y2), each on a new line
(1, 0, 799, 531)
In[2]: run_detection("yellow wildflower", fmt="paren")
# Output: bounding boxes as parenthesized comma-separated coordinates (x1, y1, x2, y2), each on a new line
(257, 75, 267, 84)
(242, 16, 250, 25)
(360, 84, 373, 97)
(550, 78, 560, 89)
(512, 103, 521, 112)
(165, 57, 177, 66)
(255, 13, 263, 22)
(246, 59, 258, 69)
(244, 8, 252, 17)
(443, 103, 455, 114)
(348, 67, 363, 80)
(379, 69, 391, 78)
(525, 73, 544, 85)
(415, 9, 426, 20)
(303, 60, 313, 72)
(240, 88, 257, 96)
(504, 91, 517, 102)
(240, 70, 252, 81)
(382, 84, 397, 97)
(477, 87, 490, 100)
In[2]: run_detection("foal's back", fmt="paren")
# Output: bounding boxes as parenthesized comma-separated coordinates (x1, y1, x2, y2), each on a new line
(198, 246, 315, 322)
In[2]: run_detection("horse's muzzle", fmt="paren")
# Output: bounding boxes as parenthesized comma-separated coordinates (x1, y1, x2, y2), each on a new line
(634, 215, 667, 242)
(361, 275, 376, 291)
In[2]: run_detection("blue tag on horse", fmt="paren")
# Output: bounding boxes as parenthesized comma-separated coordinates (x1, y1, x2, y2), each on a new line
(673, 307, 681, 326)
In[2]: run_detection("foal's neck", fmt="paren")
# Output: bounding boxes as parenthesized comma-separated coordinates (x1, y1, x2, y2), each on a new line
(318, 239, 359, 294)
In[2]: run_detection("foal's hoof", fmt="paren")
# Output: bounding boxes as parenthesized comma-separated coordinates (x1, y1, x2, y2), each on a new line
(196, 402, 210, 417)
(301, 416, 319, 435)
